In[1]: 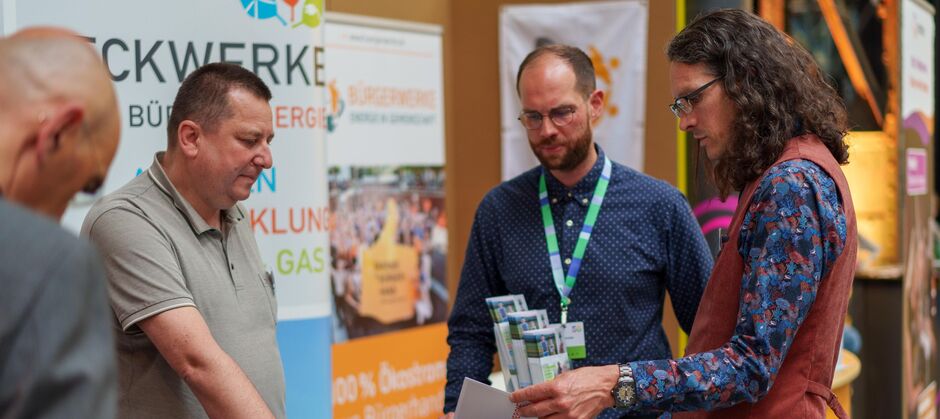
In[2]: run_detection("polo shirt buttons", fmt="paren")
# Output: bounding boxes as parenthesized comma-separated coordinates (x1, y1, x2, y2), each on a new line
(565, 219, 574, 227)
(564, 258, 571, 265)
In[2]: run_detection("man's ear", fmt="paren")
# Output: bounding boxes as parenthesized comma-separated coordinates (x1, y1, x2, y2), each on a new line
(35, 102, 84, 164)
(176, 120, 201, 158)
(588, 89, 605, 122)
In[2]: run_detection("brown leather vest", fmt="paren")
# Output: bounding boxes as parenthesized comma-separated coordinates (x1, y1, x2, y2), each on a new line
(675, 136, 857, 419)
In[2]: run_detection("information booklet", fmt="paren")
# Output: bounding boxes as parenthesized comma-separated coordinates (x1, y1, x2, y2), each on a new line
(523, 325, 571, 384)
(507, 309, 549, 388)
(485, 294, 528, 390)
(483, 295, 572, 392)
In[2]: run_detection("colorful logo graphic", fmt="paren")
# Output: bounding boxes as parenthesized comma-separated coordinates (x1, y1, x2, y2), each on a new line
(326, 79, 346, 133)
(240, 0, 324, 28)
(588, 46, 620, 124)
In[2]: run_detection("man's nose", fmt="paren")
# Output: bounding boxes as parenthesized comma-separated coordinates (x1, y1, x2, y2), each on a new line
(254, 143, 273, 169)
(678, 112, 695, 132)
(538, 117, 560, 137)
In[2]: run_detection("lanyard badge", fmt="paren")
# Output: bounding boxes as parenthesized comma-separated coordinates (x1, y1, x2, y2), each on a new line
(538, 156, 611, 325)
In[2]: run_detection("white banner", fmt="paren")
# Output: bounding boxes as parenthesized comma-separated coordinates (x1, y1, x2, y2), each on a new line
(499, 0, 648, 180)
(902, 0, 935, 127)
(324, 14, 444, 167)
(2, 1, 332, 416)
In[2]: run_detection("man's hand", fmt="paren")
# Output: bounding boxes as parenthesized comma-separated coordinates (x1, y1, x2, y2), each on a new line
(509, 365, 619, 419)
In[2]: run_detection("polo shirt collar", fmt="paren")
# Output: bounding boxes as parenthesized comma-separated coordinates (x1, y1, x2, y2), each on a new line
(543, 144, 607, 207)
(148, 152, 245, 235)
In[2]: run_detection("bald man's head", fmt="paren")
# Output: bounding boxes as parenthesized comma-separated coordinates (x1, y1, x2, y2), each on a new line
(0, 26, 120, 219)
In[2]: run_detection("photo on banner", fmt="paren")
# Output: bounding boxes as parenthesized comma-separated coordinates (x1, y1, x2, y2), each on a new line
(329, 165, 448, 340)
(499, 0, 648, 180)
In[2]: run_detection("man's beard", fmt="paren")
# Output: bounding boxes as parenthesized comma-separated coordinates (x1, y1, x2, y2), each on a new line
(531, 126, 593, 171)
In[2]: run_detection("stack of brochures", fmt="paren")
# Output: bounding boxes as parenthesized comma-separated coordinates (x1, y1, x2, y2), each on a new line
(484, 295, 571, 391)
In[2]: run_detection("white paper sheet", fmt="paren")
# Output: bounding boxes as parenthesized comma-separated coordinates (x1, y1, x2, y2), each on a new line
(454, 377, 535, 419)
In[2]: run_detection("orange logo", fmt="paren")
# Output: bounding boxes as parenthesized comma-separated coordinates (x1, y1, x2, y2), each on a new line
(588, 46, 619, 124)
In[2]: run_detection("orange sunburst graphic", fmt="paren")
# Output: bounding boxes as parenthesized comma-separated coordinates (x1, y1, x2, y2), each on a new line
(588, 46, 619, 124)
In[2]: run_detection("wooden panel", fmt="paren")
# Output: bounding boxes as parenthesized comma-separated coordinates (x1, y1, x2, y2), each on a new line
(327, 0, 448, 25)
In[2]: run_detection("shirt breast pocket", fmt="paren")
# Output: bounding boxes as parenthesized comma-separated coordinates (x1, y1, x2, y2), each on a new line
(259, 271, 278, 321)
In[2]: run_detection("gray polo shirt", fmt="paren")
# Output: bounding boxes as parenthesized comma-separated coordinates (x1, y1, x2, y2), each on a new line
(82, 153, 286, 419)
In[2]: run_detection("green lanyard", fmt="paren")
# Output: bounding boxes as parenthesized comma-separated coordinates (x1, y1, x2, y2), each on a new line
(539, 156, 611, 324)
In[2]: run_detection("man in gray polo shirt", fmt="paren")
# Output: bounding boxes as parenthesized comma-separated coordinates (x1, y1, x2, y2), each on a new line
(83, 63, 285, 419)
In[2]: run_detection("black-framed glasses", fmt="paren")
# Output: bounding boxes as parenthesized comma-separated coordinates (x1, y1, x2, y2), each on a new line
(669, 77, 722, 118)
(518, 106, 577, 130)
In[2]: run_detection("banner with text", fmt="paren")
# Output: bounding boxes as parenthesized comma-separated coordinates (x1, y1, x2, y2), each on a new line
(2, 1, 332, 416)
(499, 0, 648, 180)
(325, 13, 448, 419)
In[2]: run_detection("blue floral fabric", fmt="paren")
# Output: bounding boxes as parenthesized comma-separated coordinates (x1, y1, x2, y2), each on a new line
(626, 159, 847, 413)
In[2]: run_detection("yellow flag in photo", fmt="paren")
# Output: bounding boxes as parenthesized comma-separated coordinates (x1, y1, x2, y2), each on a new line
(359, 198, 419, 324)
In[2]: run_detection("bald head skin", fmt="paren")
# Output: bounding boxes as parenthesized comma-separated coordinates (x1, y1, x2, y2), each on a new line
(0, 26, 120, 219)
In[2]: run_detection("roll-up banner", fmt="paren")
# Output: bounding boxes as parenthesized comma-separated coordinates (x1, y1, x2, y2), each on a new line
(324, 12, 449, 419)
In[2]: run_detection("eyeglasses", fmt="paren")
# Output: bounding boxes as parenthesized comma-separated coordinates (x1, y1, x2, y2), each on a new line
(518, 106, 577, 130)
(669, 77, 722, 118)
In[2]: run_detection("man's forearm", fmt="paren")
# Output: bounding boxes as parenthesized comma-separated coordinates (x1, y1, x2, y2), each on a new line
(179, 350, 275, 419)
(138, 307, 276, 419)
(629, 340, 773, 412)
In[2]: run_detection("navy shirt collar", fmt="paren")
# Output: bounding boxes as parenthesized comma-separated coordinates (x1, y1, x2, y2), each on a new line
(543, 144, 606, 206)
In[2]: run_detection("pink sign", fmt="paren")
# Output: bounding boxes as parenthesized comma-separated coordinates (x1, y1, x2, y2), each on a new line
(906, 148, 928, 196)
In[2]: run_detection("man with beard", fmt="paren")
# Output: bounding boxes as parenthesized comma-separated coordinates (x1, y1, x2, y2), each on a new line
(82, 63, 285, 418)
(442, 45, 713, 419)
(510, 9, 857, 419)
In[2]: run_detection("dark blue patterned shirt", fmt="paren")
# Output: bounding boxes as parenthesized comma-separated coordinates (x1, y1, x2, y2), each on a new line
(444, 147, 713, 418)
(626, 159, 847, 414)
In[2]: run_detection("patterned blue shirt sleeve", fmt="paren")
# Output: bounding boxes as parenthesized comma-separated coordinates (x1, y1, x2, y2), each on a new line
(625, 160, 846, 413)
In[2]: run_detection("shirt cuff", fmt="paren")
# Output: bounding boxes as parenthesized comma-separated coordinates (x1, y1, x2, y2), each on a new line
(120, 297, 196, 332)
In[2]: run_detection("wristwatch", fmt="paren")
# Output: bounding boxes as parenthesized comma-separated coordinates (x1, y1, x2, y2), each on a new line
(610, 363, 637, 409)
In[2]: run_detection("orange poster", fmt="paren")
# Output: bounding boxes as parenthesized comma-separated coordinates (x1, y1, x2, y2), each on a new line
(332, 324, 450, 419)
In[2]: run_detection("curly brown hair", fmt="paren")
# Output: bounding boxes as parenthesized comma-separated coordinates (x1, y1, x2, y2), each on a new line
(668, 9, 850, 197)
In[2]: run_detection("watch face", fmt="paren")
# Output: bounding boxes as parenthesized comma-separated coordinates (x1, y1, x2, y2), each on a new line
(616, 382, 635, 405)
